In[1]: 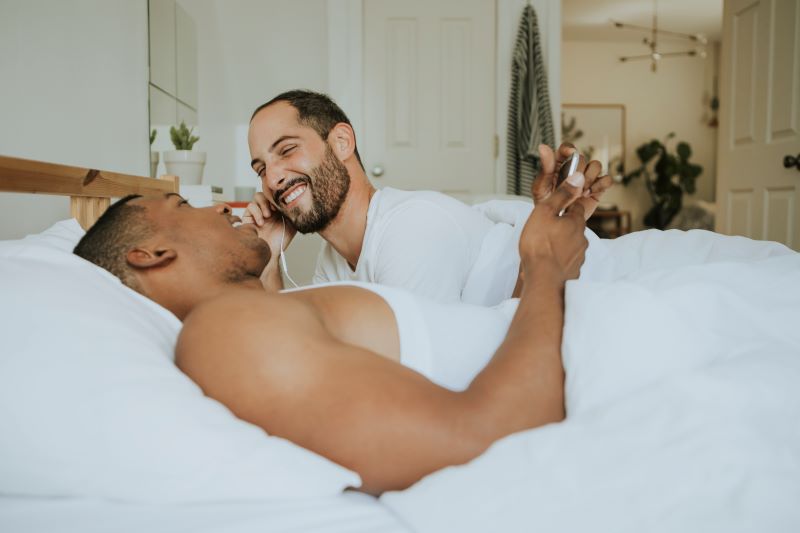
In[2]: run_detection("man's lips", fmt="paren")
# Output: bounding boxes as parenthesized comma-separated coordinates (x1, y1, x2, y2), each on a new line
(229, 215, 258, 234)
(281, 184, 307, 207)
(275, 178, 310, 207)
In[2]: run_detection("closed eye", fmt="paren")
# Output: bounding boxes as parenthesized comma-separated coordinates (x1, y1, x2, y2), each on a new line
(280, 145, 296, 156)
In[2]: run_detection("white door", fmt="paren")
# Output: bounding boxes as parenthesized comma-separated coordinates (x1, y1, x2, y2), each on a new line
(716, 0, 800, 250)
(362, 0, 496, 195)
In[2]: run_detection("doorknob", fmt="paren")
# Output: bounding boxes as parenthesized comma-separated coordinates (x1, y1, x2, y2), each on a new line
(784, 154, 800, 171)
(371, 165, 385, 177)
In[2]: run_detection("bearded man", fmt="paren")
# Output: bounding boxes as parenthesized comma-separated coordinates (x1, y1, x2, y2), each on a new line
(245, 90, 611, 304)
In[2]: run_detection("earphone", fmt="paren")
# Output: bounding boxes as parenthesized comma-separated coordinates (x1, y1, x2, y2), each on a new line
(279, 216, 299, 288)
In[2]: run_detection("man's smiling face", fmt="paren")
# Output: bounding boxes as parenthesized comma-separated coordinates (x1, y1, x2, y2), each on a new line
(248, 101, 351, 234)
(135, 193, 271, 282)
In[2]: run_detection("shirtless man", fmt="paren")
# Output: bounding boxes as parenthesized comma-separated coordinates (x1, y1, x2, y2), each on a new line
(73, 170, 590, 495)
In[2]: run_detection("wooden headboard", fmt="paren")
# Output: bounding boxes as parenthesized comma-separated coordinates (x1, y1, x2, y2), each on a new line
(0, 155, 179, 230)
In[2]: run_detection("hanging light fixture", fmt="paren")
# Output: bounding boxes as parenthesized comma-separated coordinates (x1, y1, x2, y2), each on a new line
(613, 0, 708, 72)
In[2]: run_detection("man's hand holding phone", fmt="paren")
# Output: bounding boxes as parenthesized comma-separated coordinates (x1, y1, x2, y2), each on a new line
(532, 143, 613, 220)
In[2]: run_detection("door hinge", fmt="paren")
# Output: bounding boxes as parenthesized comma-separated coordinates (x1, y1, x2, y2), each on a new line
(493, 134, 499, 159)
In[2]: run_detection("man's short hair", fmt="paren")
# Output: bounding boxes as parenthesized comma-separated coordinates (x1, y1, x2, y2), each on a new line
(251, 89, 364, 169)
(73, 194, 153, 291)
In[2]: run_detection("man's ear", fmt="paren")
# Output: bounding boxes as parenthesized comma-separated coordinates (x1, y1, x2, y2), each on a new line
(328, 122, 356, 162)
(126, 247, 178, 270)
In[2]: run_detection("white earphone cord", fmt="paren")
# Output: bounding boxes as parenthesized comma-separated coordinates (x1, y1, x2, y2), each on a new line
(279, 216, 299, 288)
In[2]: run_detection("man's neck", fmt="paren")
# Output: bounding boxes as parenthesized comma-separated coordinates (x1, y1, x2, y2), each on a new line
(320, 171, 376, 270)
(150, 276, 265, 322)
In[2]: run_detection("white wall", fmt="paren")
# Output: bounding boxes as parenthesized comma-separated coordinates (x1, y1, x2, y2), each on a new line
(561, 39, 718, 231)
(178, 0, 329, 193)
(0, 0, 150, 240)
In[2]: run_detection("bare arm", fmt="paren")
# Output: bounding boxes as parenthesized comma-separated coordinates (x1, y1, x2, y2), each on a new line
(177, 176, 588, 494)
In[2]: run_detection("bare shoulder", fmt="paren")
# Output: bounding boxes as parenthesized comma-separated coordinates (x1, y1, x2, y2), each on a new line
(173, 288, 352, 444)
(175, 289, 327, 378)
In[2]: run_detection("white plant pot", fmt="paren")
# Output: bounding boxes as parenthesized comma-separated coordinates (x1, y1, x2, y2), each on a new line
(150, 150, 159, 178)
(163, 150, 206, 185)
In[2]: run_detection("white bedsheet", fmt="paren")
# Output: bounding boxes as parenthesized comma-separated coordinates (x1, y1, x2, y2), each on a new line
(0, 492, 410, 533)
(382, 230, 800, 532)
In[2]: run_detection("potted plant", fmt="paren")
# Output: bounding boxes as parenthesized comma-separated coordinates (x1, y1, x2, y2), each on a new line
(149, 129, 159, 178)
(163, 121, 205, 184)
(623, 133, 703, 229)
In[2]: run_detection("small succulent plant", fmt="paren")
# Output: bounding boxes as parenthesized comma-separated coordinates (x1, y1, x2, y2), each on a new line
(149, 129, 157, 145)
(169, 121, 199, 150)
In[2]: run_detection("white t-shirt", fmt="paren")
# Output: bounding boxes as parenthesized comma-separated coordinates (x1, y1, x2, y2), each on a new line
(313, 188, 496, 304)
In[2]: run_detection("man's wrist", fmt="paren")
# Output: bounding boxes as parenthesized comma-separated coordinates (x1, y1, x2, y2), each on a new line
(520, 257, 567, 288)
(261, 255, 279, 275)
(259, 256, 284, 291)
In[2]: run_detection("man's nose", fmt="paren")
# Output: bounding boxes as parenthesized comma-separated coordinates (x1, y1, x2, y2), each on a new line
(263, 165, 288, 192)
(211, 203, 241, 223)
(214, 203, 232, 215)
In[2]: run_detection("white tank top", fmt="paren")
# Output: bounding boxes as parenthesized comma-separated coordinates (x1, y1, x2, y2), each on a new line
(283, 281, 517, 391)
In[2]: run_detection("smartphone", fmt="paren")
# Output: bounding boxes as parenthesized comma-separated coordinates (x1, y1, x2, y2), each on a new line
(556, 151, 580, 188)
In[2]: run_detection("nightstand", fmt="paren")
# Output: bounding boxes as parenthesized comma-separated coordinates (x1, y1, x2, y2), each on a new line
(588, 210, 631, 238)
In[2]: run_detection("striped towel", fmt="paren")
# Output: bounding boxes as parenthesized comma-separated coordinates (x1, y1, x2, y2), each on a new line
(506, 4, 555, 196)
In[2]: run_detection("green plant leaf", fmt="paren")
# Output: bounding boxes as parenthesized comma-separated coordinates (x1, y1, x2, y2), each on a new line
(654, 175, 673, 195)
(654, 153, 677, 180)
(677, 142, 691, 161)
(643, 204, 660, 228)
(636, 140, 661, 164)
(169, 121, 200, 150)
(686, 163, 703, 179)
(682, 178, 696, 194)
(622, 168, 642, 185)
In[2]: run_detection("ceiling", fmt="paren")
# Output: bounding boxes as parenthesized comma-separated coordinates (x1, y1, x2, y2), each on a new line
(562, 0, 723, 43)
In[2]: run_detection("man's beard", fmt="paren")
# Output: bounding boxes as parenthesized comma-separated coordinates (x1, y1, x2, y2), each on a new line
(274, 145, 351, 234)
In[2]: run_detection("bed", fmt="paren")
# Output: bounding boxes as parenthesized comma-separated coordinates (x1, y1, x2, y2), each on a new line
(1, 155, 799, 533)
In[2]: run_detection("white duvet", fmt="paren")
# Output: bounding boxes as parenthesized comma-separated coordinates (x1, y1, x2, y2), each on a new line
(383, 230, 800, 532)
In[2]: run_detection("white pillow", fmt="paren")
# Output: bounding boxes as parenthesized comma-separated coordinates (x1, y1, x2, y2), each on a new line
(0, 217, 85, 255)
(0, 220, 360, 502)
